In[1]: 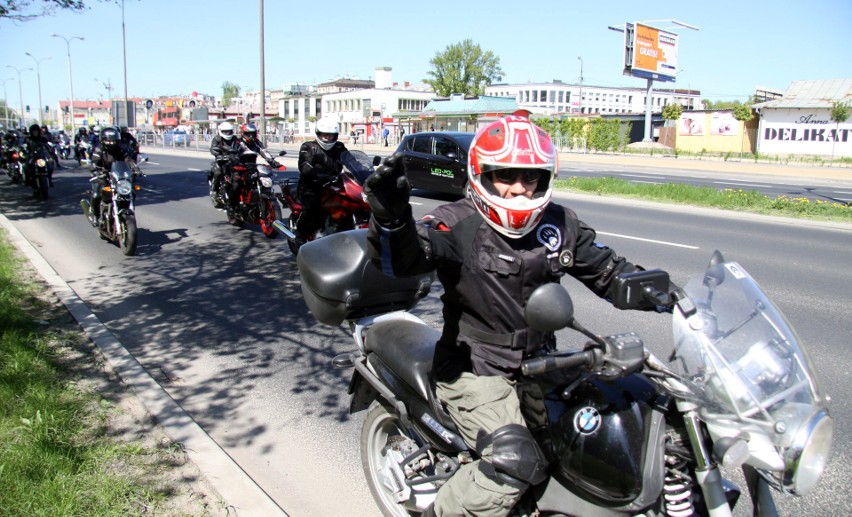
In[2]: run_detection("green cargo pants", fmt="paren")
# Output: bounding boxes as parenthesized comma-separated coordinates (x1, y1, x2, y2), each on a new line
(432, 372, 527, 517)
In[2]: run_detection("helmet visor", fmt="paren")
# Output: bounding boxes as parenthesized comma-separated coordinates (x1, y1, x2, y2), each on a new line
(316, 132, 338, 144)
(480, 165, 553, 199)
(220, 129, 234, 137)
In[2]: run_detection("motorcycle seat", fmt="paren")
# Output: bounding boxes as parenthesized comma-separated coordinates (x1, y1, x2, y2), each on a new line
(366, 320, 458, 431)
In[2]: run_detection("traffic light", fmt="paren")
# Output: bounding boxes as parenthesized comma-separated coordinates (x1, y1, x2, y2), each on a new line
(25, 105, 30, 113)
(145, 99, 153, 110)
(44, 106, 49, 113)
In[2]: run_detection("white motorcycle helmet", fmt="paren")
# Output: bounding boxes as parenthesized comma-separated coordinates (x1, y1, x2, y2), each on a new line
(218, 122, 235, 141)
(314, 117, 339, 151)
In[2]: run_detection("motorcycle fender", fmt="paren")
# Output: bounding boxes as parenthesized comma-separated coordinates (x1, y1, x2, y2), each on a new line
(348, 371, 379, 414)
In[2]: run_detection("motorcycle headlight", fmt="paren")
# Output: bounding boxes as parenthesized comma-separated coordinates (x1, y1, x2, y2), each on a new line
(781, 410, 833, 495)
(259, 176, 273, 188)
(117, 179, 133, 196)
(36, 158, 47, 167)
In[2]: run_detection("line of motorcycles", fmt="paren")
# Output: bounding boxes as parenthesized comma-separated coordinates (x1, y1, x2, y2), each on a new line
(206, 148, 377, 253)
(2, 137, 53, 200)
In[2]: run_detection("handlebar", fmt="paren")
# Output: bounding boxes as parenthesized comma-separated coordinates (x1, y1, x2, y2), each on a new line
(521, 349, 597, 377)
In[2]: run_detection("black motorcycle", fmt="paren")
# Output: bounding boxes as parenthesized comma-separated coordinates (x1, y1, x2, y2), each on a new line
(296, 231, 833, 517)
(81, 160, 142, 256)
(24, 145, 51, 200)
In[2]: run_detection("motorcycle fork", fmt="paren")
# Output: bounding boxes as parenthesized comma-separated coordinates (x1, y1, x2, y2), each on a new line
(682, 409, 733, 517)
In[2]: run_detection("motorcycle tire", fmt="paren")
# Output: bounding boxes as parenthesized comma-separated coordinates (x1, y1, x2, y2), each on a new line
(260, 198, 283, 239)
(119, 214, 138, 256)
(361, 400, 421, 517)
(35, 175, 49, 201)
(209, 179, 224, 208)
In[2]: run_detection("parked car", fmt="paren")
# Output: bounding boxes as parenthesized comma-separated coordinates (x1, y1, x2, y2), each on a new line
(163, 129, 191, 147)
(394, 131, 475, 196)
(136, 130, 156, 145)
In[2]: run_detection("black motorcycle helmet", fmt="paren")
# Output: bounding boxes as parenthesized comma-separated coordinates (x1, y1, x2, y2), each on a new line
(240, 123, 259, 145)
(100, 126, 120, 149)
(29, 124, 41, 138)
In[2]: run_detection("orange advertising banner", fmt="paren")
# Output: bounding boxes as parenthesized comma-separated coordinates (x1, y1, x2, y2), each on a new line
(631, 22, 679, 79)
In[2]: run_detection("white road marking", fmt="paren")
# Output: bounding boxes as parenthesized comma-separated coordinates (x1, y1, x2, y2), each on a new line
(831, 190, 852, 195)
(630, 180, 664, 185)
(410, 201, 423, 206)
(597, 231, 699, 249)
(621, 172, 667, 178)
(188, 167, 202, 171)
(714, 181, 773, 188)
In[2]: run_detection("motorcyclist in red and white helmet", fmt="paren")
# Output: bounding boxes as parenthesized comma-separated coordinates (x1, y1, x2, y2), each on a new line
(293, 116, 349, 247)
(363, 113, 666, 517)
(238, 122, 278, 165)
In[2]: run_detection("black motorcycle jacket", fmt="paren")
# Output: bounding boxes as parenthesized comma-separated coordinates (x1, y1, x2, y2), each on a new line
(209, 135, 244, 162)
(24, 135, 51, 161)
(241, 137, 275, 163)
(91, 142, 136, 174)
(367, 199, 644, 378)
(297, 140, 346, 190)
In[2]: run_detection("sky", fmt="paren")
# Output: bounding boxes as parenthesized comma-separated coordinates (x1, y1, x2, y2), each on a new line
(1, 0, 850, 113)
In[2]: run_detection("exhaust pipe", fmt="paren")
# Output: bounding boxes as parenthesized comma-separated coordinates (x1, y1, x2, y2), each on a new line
(272, 220, 295, 239)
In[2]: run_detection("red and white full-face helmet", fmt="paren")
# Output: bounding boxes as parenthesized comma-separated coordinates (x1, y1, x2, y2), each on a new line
(467, 114, 557, 238)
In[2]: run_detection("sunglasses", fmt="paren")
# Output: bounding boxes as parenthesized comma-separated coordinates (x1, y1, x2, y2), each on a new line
(492, 169, 543, 185)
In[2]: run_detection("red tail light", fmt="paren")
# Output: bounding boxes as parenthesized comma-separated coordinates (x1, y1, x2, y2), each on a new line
(11, 152, 18, 160)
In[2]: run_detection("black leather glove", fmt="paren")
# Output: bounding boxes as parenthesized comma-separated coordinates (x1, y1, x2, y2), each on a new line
(363, 153, 411, 227)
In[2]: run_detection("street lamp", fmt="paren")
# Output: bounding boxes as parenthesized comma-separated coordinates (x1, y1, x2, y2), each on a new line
(5, 65, 32, 129)
(25, 53, 51, 126)
(577, 56, 584, 114)
(0, 78, 13, 129)
(52, 34, 83, 133)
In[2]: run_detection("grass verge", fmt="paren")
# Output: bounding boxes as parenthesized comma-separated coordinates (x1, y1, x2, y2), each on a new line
(554, 176, 852, 222)
(0, 231, 224, 516)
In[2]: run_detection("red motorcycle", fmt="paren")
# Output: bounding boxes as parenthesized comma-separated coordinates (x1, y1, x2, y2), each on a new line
(276, 150, 379, 255)
(220, 149, 287, 238)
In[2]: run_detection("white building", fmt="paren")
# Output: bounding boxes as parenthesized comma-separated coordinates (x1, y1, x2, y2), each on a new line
(755, 78, 852, 158)
(485, 80, 701, 116)
(277, 67, 434, 142)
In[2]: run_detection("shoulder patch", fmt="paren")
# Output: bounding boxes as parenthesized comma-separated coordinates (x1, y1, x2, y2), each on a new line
(537, 224, 562, 252)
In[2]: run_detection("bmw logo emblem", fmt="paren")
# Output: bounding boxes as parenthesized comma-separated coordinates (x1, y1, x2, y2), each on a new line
(574, 407, 601, 435)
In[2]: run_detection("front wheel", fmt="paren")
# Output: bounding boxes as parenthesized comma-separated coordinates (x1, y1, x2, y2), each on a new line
(260, 197, 282, 239)
(361, 401, 422, 517)
(35, 175, 49, 200)
(119, 214, 138, 256)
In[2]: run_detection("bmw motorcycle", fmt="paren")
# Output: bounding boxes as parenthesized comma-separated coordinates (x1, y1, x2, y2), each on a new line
(275, 149, 379, 255)
(212, 149, 286, 239)
(80, 159, 143, 256)
(296, 230, 833, 517)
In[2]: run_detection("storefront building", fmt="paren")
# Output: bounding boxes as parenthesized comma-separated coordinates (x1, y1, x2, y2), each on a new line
(755, 79, 852, 158)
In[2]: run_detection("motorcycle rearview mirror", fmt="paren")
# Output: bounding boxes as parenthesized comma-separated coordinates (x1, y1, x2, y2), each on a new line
(372, 156, 381, 166)
(611, 269, 671, 310)
(525, 283, 574, 332)
(278, 150, 287, 156)
(703, 250, 727, 290)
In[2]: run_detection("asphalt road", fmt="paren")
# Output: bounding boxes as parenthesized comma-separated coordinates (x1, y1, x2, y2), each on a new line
(1, 152, 850, 516)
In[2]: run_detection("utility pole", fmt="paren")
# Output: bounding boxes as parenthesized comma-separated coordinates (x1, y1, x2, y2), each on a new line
(52, 34, 83, 133)
(259, 0, 267, 144)
(577, 56, 584, 114)
(121, 0, 131, 127)
(5, 65, 31, 128)
(25, 53, 51, 126)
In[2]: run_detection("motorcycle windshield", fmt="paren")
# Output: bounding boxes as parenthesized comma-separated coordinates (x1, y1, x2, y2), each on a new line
(340, 150, 375, 185)
(110, 161, 134, 182)
(671, 260, 827, 430)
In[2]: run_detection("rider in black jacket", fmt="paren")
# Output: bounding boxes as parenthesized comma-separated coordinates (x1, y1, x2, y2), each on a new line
(364, 114, 663, 517)
(294, 117, 348, 246)
(209, 122, 247, 217)
(24, 124, 54, 185)
(88, 126, 141, 226)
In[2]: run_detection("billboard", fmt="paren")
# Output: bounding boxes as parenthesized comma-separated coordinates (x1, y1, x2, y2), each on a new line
(623, 22, 679, 82)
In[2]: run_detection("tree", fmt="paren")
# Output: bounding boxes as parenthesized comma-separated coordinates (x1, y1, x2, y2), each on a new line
(830, 101, 850, 159)
(1, 0, 89, 20)
(424, 39, 503, 97)
(662, 103, 683, 122)
(732, 105, 754, 154)
(221, 81, 240, 108)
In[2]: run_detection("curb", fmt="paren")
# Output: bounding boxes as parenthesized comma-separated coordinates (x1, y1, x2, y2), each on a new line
(0, 212, 288, 517)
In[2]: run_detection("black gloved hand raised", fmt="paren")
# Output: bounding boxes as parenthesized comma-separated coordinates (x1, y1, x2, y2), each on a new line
(363, 152, 411, 227)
